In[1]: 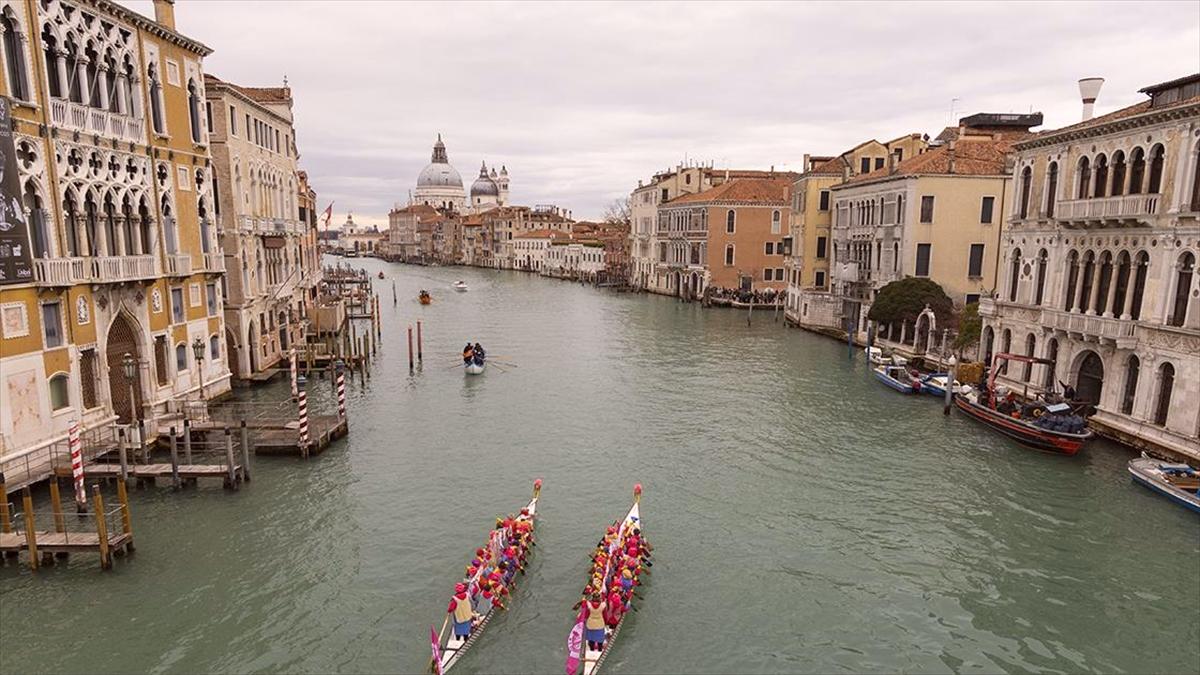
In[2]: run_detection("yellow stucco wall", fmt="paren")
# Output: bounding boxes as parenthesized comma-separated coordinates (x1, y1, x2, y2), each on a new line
(909, 175, 1008, 302)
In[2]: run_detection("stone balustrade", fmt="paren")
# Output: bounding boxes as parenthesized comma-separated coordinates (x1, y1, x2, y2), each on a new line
(1056, 193, 1162, 222)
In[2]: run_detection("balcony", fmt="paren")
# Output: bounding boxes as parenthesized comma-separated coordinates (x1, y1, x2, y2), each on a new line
(93, 255, 157, 283)
(1056, 193, 1162, 224)
(33, 257, 92, 286)
(203, 252, 225, 273)
(165, 254, 192, 277)
(49, 99, 146, 144)
(1043, 307, 1137, 348)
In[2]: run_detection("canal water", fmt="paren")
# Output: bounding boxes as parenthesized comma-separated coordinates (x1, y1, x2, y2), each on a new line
(3, 259, 1198, 674)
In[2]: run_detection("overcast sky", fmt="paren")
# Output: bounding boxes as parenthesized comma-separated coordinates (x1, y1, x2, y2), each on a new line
(123, 1, 1198, 226)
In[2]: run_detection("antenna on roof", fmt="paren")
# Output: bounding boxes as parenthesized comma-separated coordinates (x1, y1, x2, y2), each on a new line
(949, 97, 960, 124)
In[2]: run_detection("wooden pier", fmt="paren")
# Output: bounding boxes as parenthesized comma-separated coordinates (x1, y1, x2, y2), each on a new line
(252, 415, 348, 458)
(0, 479, 135, 571)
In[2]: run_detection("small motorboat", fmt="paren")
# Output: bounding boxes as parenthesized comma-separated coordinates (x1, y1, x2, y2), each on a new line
(954, 353, 1092, 455)
(873, 364, 921, 393)
(865, 346, 885, 365)
(453, 281, 469, 292)
(920, 373, 972, 398)
(432, 480, 542, 673)
(419, 290, 432, 305)
(1128, 455, 1200, 513)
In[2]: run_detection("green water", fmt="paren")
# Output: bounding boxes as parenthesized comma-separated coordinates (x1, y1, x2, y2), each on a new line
(2, 260, 1198, 674)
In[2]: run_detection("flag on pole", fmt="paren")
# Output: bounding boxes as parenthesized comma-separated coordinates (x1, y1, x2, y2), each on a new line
(564, 607, 585, 675)
(322, 202, 334, 226)
(430, 626, 444, 675)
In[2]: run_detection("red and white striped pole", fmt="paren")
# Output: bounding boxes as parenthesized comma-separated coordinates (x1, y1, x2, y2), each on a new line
(297, 389, 309, 451)
(336, 369, 346, 422)
(289, 348, 298, 400)
(68, 420, 87, 513)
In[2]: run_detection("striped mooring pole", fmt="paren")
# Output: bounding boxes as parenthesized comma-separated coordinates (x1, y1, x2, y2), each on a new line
(297, 389, 310, 451)
(290, 348, 299, 400)
(68, 419, 87, 513)
(336, 369, 347, 422)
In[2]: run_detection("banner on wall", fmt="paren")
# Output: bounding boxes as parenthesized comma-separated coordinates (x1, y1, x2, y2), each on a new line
(0, 97, 34, 286)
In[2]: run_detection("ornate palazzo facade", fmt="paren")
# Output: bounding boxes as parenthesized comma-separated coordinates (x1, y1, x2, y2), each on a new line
(981, 75, 1200, 461)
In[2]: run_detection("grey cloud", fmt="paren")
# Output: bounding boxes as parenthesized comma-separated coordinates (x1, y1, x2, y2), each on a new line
(123, 1, 1198, 225)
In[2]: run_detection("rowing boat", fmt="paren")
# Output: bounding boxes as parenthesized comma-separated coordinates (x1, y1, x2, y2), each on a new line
(566, 485, 646, 675)
(465, 357, 485, 375)
(431, 479, 542, 673)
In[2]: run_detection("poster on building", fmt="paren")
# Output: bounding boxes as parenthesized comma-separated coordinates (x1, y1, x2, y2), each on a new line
(0, 97, 34, 286)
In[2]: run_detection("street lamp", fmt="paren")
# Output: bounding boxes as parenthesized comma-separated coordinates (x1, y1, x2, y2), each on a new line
(192, 337, 206, 402)
(121, 352, 137, 423)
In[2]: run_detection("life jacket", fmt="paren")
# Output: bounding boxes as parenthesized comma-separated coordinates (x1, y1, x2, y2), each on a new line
(451, 593, 473, 623)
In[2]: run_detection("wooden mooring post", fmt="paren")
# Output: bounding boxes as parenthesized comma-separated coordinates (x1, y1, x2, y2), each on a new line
(183, 419, 193, 464)
(49, 479, 65, 534)
(118, 428, 129, 483)
(22, 488, 38, 571)
(93, 486, 110, 570)
(168, 427, 181, 490)
(116, 479, 133, 551)
(407, 325, 414, 372)
(223, 429, 237, 490)
(240, 420, 252, 483)
(416, 320, 423, 362)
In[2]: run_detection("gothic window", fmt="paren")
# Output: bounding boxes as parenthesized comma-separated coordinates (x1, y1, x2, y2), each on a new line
(1093, 154, 1108, 198)
(1076, 156, 1091, 199)
(23, 181, 50, 258)
(2, 11, 30, 102)
(1043, 338, 1058, 390)
(1078, 251, 1096, 311)
(1045, 162, 1058, 217)
(1008, 248, 1021, 301)
(1112, 251, 1131, 317)
(149, 63, 165, 134)
(84, 42, 100, 108)
(1110, 151, 1126, 196)
(1169, 252, 1195, 327)
(80, 348, 98, 409)
(1153, 362, 1175, 426)
(726, 210, 735, 234)
(1094, 251, 1113, 315)
(1147, 144, 1165, 194)
(1130, 251, 1149, 320)
(1022, 333, 1036, 382)
(1018, 167, 1031, 218)
(1121, 355, 1139, 416)
(1063, 250, 1079, 311)
(1128, 147, 1145, 195)
(84, 192, 100, 255)
(41, 25, 61, 98)
(188, 79, 202, 143)
(66, 38, 83, 103)
(724, 244, 734, 266)
(161, 197, 176, 254)
(1190, 142, 1200, 212)
(1035, 249, 1048, 306)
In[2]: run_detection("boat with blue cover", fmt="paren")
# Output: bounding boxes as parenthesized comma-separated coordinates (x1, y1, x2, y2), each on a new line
(920, 373, 970, 398)
(873, 364, 921, 393)
(1128, 455, 1200, 513)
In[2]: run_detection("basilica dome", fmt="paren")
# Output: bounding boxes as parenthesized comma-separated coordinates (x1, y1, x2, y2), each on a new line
(417, 162, 463, 188)
(470, 162, 499, 197)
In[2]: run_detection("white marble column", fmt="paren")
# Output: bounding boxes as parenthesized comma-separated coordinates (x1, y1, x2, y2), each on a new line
(96, 67, 110, 111)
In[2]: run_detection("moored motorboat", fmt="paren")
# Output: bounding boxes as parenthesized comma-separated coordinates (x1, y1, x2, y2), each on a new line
(432, 480, 542, 673)
(954, 353, 1092, 455)
(566, 485, 648, 675)
(920, 373, 972, 398)
(1128, 455, 1200, 513)
(453, 281, 469, 292)
(873, 364, 921, 393)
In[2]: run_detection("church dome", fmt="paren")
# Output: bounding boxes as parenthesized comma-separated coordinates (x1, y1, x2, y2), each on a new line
(470, 162, 499, 197)
(416, 134, 464, 188)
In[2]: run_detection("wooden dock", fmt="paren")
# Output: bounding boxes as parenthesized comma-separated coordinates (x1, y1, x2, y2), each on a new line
(254, 415, 347, 458)
(0, 481, 135, 570)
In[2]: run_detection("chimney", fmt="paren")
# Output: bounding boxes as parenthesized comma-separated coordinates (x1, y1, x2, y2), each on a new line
(947, 140, 956, 174)
(888, 151, 897, 174)
(153, 0, 176, 29)
(1078, 77, 1104, 121)
(803, 153, 811, 171)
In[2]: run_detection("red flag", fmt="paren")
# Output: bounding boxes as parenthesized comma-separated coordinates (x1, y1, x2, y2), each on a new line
(430, 626, 444, 675)
(322, 202, 334, 225)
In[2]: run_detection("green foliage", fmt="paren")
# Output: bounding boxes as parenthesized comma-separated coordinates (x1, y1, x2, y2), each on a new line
(867, 277, 955, 328)
(953, 302, 981, 350)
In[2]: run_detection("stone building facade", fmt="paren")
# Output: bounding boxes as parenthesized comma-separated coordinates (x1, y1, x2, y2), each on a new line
(980, 75, 1200, 460)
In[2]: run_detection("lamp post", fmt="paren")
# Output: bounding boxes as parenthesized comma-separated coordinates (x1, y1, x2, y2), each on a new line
(192, 337, 206, 402)
(121, 352, 137, 424)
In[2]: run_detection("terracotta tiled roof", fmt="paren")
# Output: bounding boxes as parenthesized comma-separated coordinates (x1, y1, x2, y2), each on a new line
(204, 73, 291, 104)
(844, 138, 1016, 185)
(390, 204, 441, 219)
(667, 178, 791, 205)
(1031, 94, 1199, 138)
(807, 156, 848, 175)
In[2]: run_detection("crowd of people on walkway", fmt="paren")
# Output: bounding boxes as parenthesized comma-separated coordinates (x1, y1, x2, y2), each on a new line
(447, 509, 535, 640)
(574, 520, 652, 652)
(705, 287, 783, 305)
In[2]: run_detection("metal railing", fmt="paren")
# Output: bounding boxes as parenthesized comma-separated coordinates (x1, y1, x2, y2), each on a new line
(1, 422, 120, 494)
(9, 505, 126, 547)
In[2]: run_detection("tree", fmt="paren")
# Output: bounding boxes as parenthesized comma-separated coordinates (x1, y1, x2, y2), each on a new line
(953, 302, 981, 352)
(867, 277, 955, 331)
(602, 197, 631, 228)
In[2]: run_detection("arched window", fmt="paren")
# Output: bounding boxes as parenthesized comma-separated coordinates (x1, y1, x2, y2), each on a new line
(724, 244, 734, 266)
(48, 373, 70, 411)
(725, 209, 735, 234)
(892, 242, 899, 273)
(161, 197, 176, 254)
(1113, 251, 1131, 317)
(23, 181, 50, 258)
(1000, 329, 1012, 375)
(1169, 252, 1195, 327)
(1190, 142, 1200, 212)
(209, 335, 220, 360)
(771, 209, 781, 234)
(63, 191, 79, 256)
(1078, 251, 1096, 312)
(1093, 154, 1108, 198)
(1043, 337, 1058, 390)
(1022, 333, 1036, 382)
(1008, 248, 1022, 301)
(1130, 251, 1149, 320)
(84, 191, 100, 255)
(1128, 147, 1145, 195)
(982, 326, 995, 365)
(175, 343, 188, 372)
(1110, 150, 1126, 196)
(1147, 144, 1165, 194)
(1019, 166, 1032, 218)
(2, 11, 30, 101)
(1076, 156, 1091, 199)
(149, 63, 164, 135)
(1154, 363, 1175, 426)
(1121, 355, 1139, 415)
(41, 25, 60, 98)
(188, 80, 202, 143)
(1094, 251, 1113, 315)
(65, 38, 82, 103)
(1034, 249, 1048, 305)
(1045, 162, 1058, 217)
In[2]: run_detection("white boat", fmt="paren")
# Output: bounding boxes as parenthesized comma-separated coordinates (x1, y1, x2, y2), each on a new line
(433, 481, 542, 673)
(573, 486, 645, 675)
(453, 281, 469, 292)
(1128, 454, 1200, 514)
(865, 346, 884, 365)
(465, 359, 485, 375)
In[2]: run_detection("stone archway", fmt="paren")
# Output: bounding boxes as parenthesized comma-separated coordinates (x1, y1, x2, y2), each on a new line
(1075, 350, 1105, 406)
(105, 312, 144, 424)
